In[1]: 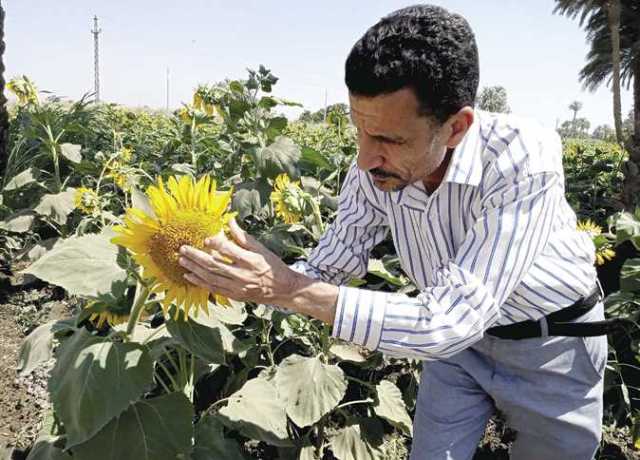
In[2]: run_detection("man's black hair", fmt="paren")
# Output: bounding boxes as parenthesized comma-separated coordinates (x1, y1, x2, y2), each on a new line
(345, 4, 480, 123)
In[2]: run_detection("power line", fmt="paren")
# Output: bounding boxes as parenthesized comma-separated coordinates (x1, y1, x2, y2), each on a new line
(91, 15, 102, 102)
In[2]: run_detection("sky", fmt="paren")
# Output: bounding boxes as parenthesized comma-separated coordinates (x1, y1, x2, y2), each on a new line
(4, 0, 634, 130)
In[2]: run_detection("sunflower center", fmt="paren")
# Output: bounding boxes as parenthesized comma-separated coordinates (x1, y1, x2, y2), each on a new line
(148, 210, 215, 285)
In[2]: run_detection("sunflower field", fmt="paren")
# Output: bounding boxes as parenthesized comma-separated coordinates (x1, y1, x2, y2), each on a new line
(1, 67, 639, 459)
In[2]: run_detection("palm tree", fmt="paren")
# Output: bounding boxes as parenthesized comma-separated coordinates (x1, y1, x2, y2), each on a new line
(0, 3, 8, 181)
(555, 0, 640, 209)
(569, 100, 583, 123)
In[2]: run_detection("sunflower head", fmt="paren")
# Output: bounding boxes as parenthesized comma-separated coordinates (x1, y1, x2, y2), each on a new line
(577, 219, 602, 237)
(270, 173, 307, 225)
(7, 76, 39, 106)
(577, 219, 616, 266)
(111, 175, 235, 319)
(74, 187, 100, 215)
(84, 300, 130, 329)
(119, 147, 133, 163)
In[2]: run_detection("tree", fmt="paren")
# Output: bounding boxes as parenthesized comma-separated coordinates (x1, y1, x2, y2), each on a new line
(569, 100, 583, 123)
(297, 103, 349, 124)
(477, 86, 510, 113)
(0, 4, 8, 181)
(592, 124, 616, 141)
(554, 0, 640, 209)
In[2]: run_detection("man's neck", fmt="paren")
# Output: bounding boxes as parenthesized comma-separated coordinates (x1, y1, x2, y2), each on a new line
(422, 148, 453, 194)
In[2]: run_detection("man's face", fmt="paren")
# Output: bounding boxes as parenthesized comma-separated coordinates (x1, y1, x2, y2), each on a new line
(349, 88, 450, 192)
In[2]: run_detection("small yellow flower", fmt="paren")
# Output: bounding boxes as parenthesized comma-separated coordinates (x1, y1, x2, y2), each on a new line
(106, 161, 132, 191)
(119, 147, 133, 163)
(74, 187, 100, 215)
(595, 248, 616, 266)
(84, 301, 129, 329)
(7, 76, 39, 106)
(270, 173, 305, 224)
(577, 219, 602, 237)
(111, 175, 235, 319)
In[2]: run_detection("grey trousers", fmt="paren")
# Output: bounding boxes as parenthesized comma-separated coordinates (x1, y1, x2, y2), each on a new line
(409, 302, 607, 460)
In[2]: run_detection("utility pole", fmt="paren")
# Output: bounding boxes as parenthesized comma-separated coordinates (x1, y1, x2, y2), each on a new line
(91, 15, 102, 102)
(323, 89, 328, 122)
(166, 67, 170, 112)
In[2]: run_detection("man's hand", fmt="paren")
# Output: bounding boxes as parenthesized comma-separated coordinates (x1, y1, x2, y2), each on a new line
(178, 219, 339, 324)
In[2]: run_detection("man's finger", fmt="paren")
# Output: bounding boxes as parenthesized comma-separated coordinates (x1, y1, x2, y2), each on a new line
(204, 231, 251, 262)
(228, 218, 258, 251)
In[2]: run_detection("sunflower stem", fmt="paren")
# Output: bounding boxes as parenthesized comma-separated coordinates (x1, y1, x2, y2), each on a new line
(126, 282, 150, 337)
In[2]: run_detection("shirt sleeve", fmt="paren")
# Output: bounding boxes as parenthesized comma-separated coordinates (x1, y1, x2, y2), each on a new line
(291, 163, 389, 285)
(332, 170, 562, 361)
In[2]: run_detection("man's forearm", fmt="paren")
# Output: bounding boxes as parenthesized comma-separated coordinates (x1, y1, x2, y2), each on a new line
(275, 271, 339, 325)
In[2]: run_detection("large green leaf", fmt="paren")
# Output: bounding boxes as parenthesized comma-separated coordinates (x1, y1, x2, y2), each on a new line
(329, 343, 368, 363)
(368, 259, 408, 287)
(0, 209, 37, 233)
(612, 211, 640, 250)
(231, 178, 271, 219)
(3, 167, 39, 191)
(49, 329, 154, 448)
(192, 415, 247, 460)
(17, 319, 75, 376)
(274, 354, 347, 427)
(72, 393, 193, 460)
(330, 420, 383, 460)
(621, 258, 640, 292)
(258, 136, 301, 179)
(59, 143, 82, 164)
(373, 380, 413, 436)
(25, 436, 71, 460)
(218, 377, 291, 446)
(212, 299, 248, 325)
(23, 231, 127, 297)
(166, 308, 249, 364)
(299, 147, 333, 172)
(34, 188, 76, 225)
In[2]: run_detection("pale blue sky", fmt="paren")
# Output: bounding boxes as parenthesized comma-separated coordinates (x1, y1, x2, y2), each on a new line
(4, 0, 633, 130)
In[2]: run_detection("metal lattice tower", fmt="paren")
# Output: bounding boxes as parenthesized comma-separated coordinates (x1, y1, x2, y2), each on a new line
(91, 16, 102, 102)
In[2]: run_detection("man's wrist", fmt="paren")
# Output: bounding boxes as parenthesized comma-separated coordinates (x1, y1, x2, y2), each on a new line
(276, 270, 339, 325)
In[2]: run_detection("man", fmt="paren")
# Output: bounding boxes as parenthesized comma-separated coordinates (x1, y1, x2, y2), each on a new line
(178, 4, 607, 459)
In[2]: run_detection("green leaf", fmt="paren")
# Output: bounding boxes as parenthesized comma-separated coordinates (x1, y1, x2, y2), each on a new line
(231, 178, 271, 219)
(59, 143, 82, 163)
(258, 136, 301, 179)
(620, 258, 640, 292)
(274, 354, 347, 427)
(300, 147, 333, 172)
(166, 309, 248, 364)
(611, 211, 640, 250)
(329, 343, 369, 363)
(49, 329, 154, 448)
(368, 259, 407, 287)
(23, 230, 127, 297)
(330, 421, 383, 460)
(212, 299, 248, 325)
(373, 380, 413, 436)
(72, 393, 193, 460)
(16, 237, 62, 263)
(25, 436, 71, 460)
(17, 319, 74, 376)
(34, 188, 76, 225)
(3, 167, 39, 191)
(218, 377, 291, 446)
(192, 415, 247, 460)
(266, 116, 288, 142)
(131, 186, 156, 218)
(0, 209, 37, 233)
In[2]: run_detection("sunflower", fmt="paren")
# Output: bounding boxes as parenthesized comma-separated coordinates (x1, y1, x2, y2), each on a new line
(270, 173, 306, 224)
(7, 76, 39, 106)
(74, 187, 100, 215)
(577, 219, 616, 266)
(111, 175, 234, 319)
(84, 301, 129, 328)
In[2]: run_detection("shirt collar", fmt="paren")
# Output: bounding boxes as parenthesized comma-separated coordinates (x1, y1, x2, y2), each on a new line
(388, 111, 485, 209)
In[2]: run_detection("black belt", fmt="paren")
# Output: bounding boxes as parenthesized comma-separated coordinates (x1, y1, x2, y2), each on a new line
(486, 286, 636, 340)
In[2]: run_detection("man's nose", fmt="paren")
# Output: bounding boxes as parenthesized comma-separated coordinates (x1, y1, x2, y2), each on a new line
(356, 135, 384, 172)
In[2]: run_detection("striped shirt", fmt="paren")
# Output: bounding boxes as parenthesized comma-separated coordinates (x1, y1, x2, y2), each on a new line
(293, 110, 597, 361)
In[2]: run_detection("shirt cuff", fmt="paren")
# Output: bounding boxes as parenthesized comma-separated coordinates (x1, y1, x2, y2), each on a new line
(332, 286, 388, 351)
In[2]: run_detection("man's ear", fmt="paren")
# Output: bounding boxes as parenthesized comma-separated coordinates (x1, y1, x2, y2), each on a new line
(446, 107, 474, 149)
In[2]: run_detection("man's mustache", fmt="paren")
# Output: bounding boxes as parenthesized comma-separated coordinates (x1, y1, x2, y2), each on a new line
(370, 168, 402, 180)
